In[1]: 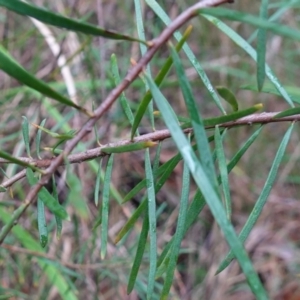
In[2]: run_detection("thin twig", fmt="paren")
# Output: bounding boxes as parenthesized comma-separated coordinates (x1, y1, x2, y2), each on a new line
(0, 112, 299, 189)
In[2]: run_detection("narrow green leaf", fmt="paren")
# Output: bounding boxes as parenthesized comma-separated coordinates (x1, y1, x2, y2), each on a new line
(153, 142, 162, 178)
(94, 158, 103, 206)
(37, 198, 48, 248)
(217, 123, 294, 274)
(36, 118, 46, 159)
(115, 199, 147, 244)
(144, 149, 157, 300)
(201, 14, 294, 108)
(134, 0, 155, 132)
(0, 150, 42, 173)
(216, 86, 239, 111)
(26, 168, 69, 220)
(201, 104, 263, 127)
(0, 46, 92, 115)
(101, 154, 114, 259)
(110, 54, 135, 126)
(22, 116, 31, 158)
(161, 159, 190, 299)
(241, 83, 300, 104)
(0, 206, 78, 299)
(274, 107, 300, 119)
(170, 45, 217, 188)
(0, 0, 146, 44)
(131, 25, 193, 139)
(146, 0, 225, 114)
(200, 7, 300, 42)
(102, 141, 157, 154)
(157, 126, 263, 270)
(127, 212, 149, 294)
(146, 74, 267, 298)
(257, 0, 268, 91)
(215, 127, 231, 220)
(52, 175, 62, 240)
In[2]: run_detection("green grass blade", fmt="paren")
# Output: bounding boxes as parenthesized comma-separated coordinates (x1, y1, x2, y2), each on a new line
(94, 158, 103, 206)
(170, 45, 217, 188)
(217, 123, 294, 274)
(215, 127, 231, 220)
(111, 54, 135, 126)
(145, 149, 157, 300)
(202, 14, 294, 108)
(52, 175, 62, 240)
(26, 168, 69, 220)
(146, 75, 267, 298)
(257, 0, 268, 91)
(160, 159, 190, 299)
(37, 198, 48, 248)
(0, 0, 146, 44)
(130, 25, 193, 139)
(22, 116, 31, 158)
(101, 154, 114, 259)
(146, 0, 225, 114)
(36, 118, 46, 159)
(127, 212, 149, 294)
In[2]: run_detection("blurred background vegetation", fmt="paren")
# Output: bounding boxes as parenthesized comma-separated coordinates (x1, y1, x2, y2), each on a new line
(1, 0, 300, 299)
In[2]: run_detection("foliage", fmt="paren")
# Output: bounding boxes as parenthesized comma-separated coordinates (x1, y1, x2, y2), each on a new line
(0, 0, 300, 299)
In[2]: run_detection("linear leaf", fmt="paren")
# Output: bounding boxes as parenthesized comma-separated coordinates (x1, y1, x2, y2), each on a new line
(36, 118, 46, 159)
(52, 175, 62, 240)
(146, 74, 267, 298)
(115, 199, 147, 244)
(134, 0, 155, 132)
(101, 141, 157, 154)
(200, 7, 300, 42)
(26, 168, 69, 220)
(94, 158, 103, 206)
(0, 0, 146, 44)
(146, 0, 225, 114)
(217, 123, 294, 274)
(0, 46, 91, 115)
(158, 126, 263, 271)
(145, 149, 157, 300)
(131, 25, 193, 139)
(274, 107, 300, 118)
(37, 198, 48, 248)
(101, 154, 114, 259)
(0, 206, 78, 299)
(170, 45, 217, 190)
(215, 127, 231, 220)
(216, 86, 239, 111)
(111, 54, 135, 126)
(22, 116, 31, 158)
(201, 14, 294, 108)
(161, 159, 190, 299)
(127, 212, 149, 294)
(257, 0, 268, 91)
(0, 150, 42, 173)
